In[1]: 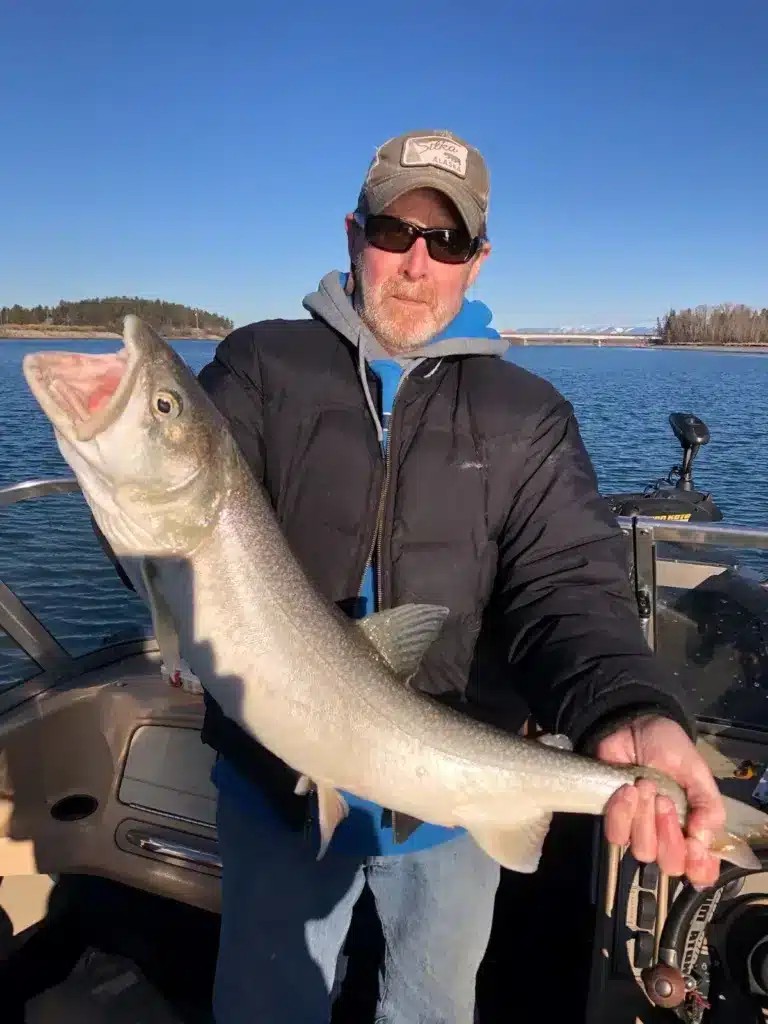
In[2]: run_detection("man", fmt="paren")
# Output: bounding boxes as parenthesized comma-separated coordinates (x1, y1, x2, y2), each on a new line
(193, 131, 724, 1022)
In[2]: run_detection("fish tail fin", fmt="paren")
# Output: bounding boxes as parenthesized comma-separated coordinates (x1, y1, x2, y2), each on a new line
(711, 794, 768, 870)
(711, 831, 762, 870)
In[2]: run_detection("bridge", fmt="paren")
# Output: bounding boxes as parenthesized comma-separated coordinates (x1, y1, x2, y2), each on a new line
(500, 332, 661, 345)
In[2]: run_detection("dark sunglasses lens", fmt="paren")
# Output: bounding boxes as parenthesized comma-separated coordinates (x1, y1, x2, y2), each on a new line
(364, 215, 476, 263)
(365, 216, 414, 253)
(427, 229, 474, 264)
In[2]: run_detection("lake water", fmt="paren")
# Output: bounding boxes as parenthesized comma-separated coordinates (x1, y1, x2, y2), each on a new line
(1, 339, 767, 689)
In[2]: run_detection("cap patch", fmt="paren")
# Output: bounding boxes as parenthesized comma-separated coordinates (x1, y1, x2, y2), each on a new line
(401, 136, 468, 178)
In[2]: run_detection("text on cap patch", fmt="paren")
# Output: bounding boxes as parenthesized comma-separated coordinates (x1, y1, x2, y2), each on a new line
(400, 136, 469, 178)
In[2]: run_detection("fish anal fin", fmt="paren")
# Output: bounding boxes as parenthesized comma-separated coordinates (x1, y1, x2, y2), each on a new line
(356, 604, 450, 680)
(391, 810, 424, 844)
(459, 807, 553, 873)
(315, 784, 349, 860)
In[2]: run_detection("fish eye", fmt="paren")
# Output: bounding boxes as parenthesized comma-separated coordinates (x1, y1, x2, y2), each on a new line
(153, 389, 183, 419)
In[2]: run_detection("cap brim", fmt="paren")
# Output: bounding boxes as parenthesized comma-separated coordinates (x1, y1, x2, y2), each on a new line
(363, 172, 485, 238)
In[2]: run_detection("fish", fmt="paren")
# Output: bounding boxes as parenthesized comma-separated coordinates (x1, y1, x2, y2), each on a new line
(22, 314, 768, 875)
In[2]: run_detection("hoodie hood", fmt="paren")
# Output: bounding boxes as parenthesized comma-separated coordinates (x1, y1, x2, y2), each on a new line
(302, 271, 509, 364)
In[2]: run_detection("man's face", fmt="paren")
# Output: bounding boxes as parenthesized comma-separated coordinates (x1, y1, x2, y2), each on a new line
(346, 188, 490, 354)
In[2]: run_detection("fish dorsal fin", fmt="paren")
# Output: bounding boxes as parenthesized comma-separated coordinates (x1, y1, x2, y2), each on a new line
(356, 604, 450, 680)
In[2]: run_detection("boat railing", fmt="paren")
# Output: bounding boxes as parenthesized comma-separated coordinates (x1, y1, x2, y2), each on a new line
(0, 477, 157, 712)
(617, 515, 768, 651)
(0, 477, 80, 507)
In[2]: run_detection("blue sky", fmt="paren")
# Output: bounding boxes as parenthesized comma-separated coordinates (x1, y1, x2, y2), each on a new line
(2, 0, 766, 329)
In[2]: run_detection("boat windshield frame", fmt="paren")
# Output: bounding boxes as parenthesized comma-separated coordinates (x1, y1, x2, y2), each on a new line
(0, 477, 157, 714)
(617, 514, 768, 652)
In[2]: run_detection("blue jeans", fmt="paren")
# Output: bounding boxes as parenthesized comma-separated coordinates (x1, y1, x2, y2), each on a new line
(213, 786, 500, 1024)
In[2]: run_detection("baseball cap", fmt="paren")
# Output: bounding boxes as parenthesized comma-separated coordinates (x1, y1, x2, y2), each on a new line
(355, 130, 490, 239)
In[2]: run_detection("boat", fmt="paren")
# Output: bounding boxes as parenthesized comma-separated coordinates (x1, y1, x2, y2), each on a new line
(1, 412, 768, 1022)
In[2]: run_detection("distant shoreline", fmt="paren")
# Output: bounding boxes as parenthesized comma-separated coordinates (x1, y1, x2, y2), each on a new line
(0, 325, 225, 341)
(649, 343, 768, 354)
(503, 337, 768, 354)
(2, 326, 767, 355)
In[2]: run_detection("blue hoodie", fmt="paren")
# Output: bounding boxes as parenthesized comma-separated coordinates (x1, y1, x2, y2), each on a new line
(212, 271, 505, 858)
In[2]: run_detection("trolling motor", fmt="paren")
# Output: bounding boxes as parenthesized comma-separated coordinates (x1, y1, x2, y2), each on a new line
(606, 412, 723, 523)
(667, 413, 711, 493)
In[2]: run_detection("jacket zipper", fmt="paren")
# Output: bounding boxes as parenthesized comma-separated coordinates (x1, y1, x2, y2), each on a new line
(358, 374, 405, 607)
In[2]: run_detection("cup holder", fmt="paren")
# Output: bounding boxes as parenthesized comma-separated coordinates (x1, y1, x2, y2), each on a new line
(50, 794, 99, 822)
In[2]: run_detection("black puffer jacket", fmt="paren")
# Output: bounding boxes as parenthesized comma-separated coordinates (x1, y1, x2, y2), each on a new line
(185, 273, 693, 825)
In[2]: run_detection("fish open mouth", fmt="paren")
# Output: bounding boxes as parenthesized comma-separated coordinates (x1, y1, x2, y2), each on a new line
(22, 320, 143, 442)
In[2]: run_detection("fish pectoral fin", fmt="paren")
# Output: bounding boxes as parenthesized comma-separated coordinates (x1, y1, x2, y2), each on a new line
(356, 604, 450, 681)
(315, 784, 349, 861)
(139, 558, 183, 679)
(391, 810, 424, 844)
(460, 809, 553, 873)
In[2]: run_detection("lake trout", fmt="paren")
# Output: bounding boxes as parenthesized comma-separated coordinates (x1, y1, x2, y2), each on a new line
(22, 315, 768, 874)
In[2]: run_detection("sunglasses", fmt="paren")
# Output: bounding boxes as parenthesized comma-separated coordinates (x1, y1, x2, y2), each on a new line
(356, 213, 484, 265)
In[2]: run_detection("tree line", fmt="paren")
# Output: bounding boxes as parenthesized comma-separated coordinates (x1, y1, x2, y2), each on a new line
(656, 304, 768, 346)
(0, 297, 233, 334)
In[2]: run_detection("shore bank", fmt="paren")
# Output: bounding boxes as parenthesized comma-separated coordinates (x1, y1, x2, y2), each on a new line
(647, 343, 768, 354)
(0, 325, 225, 341)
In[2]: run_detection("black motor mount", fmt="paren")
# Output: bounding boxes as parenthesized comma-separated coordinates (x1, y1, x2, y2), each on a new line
(605, 412, 723, 523)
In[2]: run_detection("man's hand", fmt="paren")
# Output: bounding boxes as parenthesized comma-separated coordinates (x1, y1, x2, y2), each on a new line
(596, 715, 726, 888)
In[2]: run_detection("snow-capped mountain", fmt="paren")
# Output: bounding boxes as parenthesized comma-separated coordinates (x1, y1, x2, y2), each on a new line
(509, 325, 657, 336)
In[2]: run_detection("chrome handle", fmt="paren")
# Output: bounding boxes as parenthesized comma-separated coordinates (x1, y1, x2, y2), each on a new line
(124, 829, 221, 871)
